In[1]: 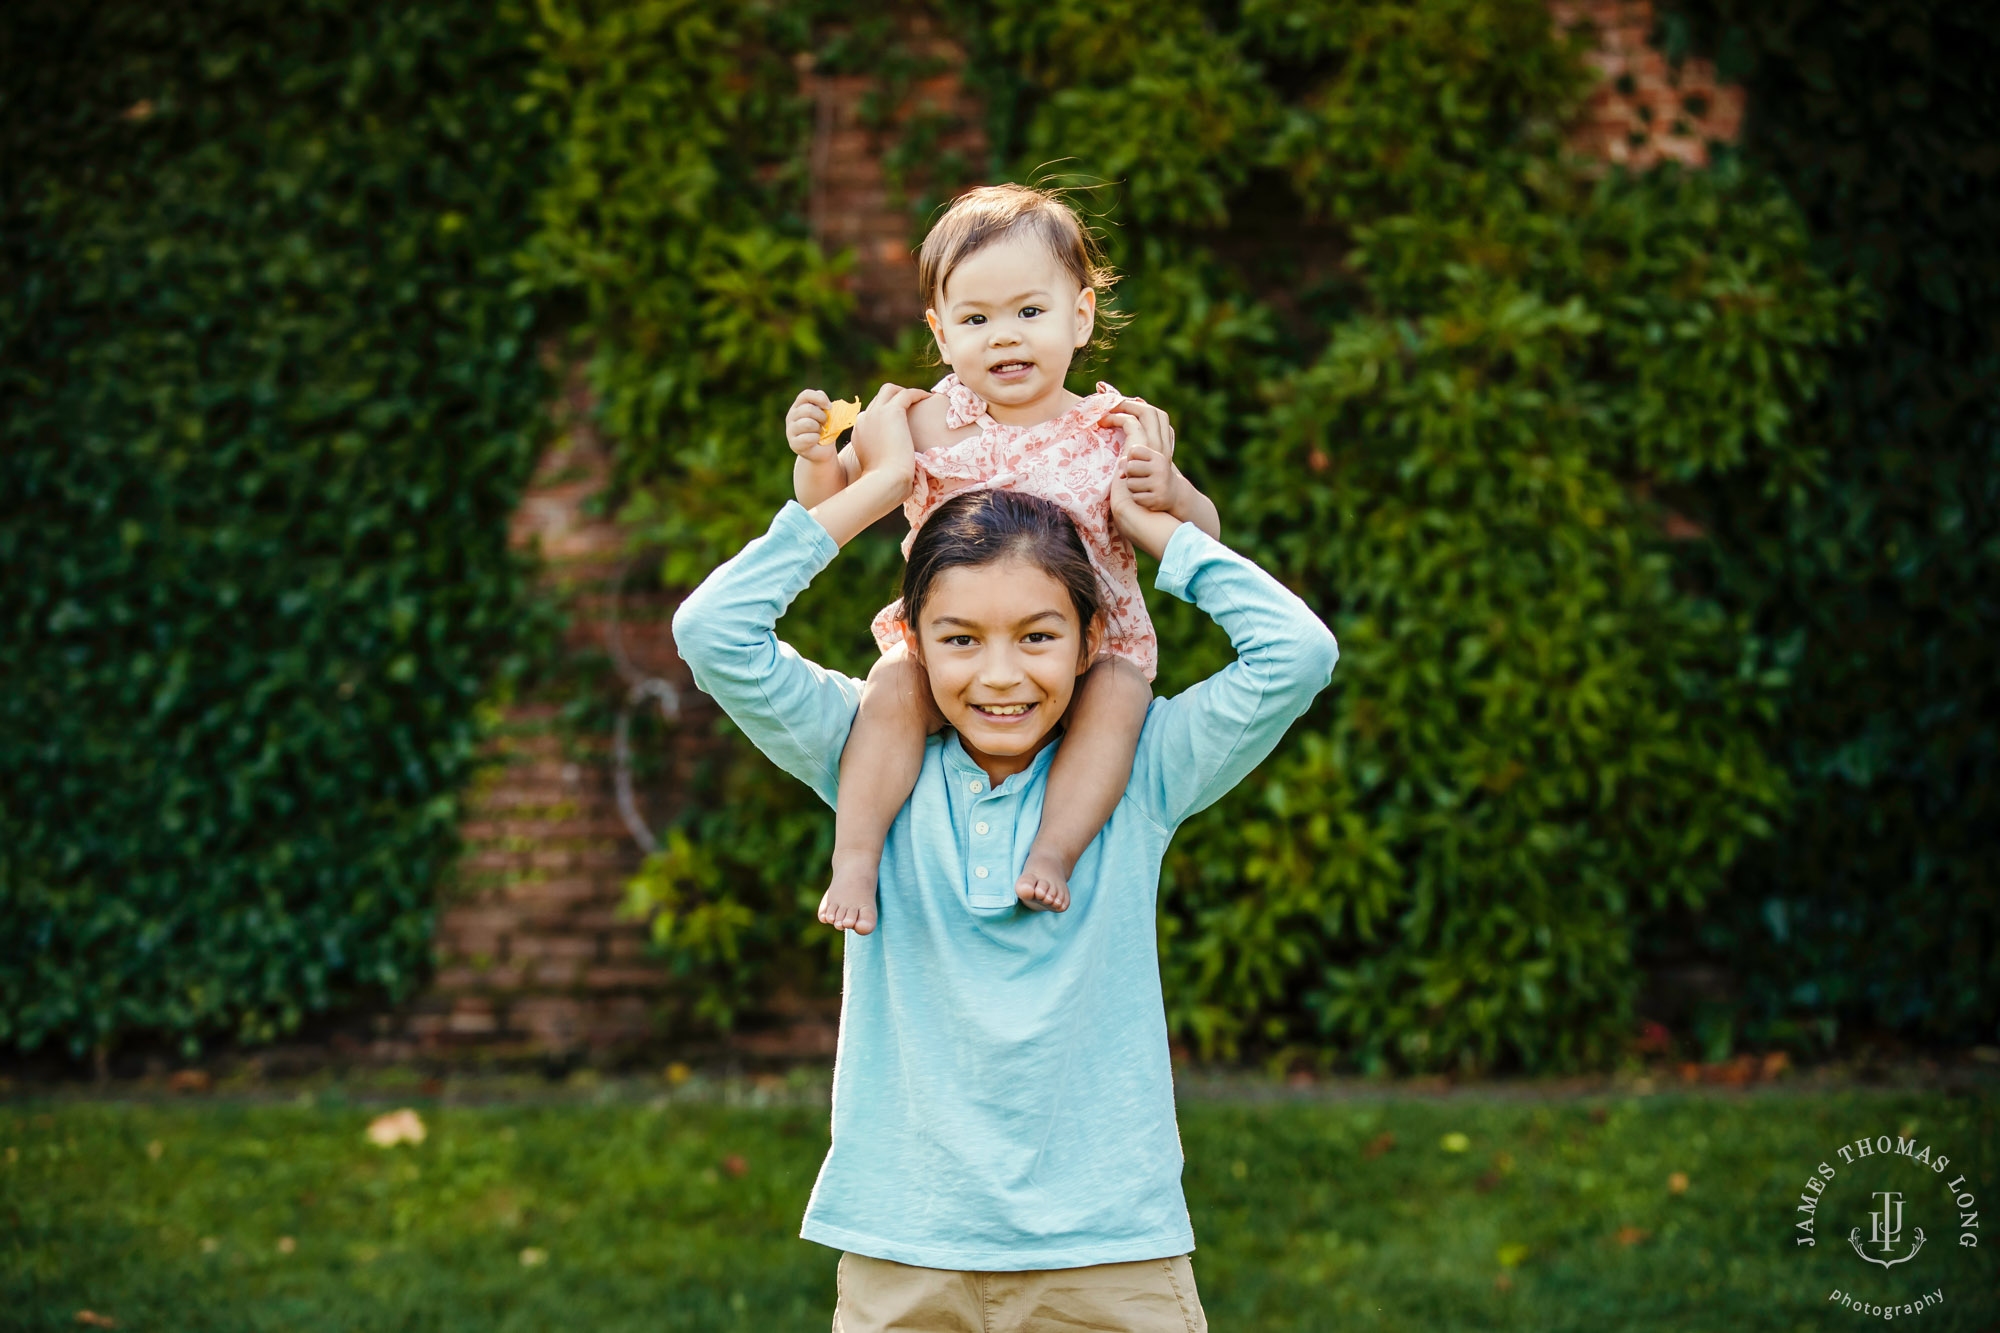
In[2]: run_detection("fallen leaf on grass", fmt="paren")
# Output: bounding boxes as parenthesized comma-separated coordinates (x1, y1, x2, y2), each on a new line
(520, 1247, 548, 1267)
(1668, 1171, 1689, 1194)
(277, 1236, 296, 1254)
(723, 1154, 749, 1178)
(75, 1312, 118, 1328)
(167, 1070, 210, 1094)
(145, 1140, 163, 1160)
(1361, 1131, 1395, 1160)
(366, 1108, 426, 1148)
(1616, 1226, 1650, 1246)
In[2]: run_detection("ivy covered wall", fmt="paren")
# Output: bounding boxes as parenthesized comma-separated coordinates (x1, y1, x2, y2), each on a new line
(1, 0, 561, 1062)
(8, 0, 1980, 1076)
(1650, 0, 2000, 1055)
(608, 0, 1872, 1074)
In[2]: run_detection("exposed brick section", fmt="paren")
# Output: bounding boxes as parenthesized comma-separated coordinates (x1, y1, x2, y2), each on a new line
(1554, 0, 1744, 168)
(363, 355, 711, 1066)
(801, 16, 989, 332)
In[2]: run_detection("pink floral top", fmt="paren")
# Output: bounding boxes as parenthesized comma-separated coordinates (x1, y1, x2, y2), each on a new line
(869, 373, 1157, 681)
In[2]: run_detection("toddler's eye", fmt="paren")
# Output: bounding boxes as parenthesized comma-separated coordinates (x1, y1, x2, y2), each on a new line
(963, 314, 985, 325)
(1020, 306, 1042, 318)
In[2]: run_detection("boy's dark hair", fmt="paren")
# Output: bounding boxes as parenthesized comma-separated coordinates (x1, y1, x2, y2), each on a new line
(902, 488, 1104, 666)
(916, 182, 1127, 363)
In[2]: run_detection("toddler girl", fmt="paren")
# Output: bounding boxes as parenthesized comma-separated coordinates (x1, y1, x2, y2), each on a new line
(785, 183, 1221, 933)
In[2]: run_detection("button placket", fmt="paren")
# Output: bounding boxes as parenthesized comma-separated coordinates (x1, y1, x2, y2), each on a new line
(962, 789, 1016, 911)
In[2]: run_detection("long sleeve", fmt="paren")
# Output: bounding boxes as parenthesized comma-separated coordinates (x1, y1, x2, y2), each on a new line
(1129, 521, 1339, 832)
(669, 500, 861, 809)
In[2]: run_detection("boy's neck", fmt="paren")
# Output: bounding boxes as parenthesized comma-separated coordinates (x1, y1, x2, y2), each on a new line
(956, 725, 1060, 788)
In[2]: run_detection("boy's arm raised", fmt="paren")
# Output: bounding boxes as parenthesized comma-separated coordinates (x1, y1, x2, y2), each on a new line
(675, 384, 927, 807)
(1109, 460, 1337, 834)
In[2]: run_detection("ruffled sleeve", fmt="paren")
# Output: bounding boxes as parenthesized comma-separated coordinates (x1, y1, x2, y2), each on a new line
(937, 373, 989, 431)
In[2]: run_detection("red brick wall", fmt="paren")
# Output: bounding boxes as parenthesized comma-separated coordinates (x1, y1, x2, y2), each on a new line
(372, 362, 678, 1062)
(1556, 0, 1744, 168)
(378, 0, 1742, 1065)
(802, 13, 989, 332)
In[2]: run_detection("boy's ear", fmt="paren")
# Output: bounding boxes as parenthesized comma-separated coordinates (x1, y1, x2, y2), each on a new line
(1076, 611, 1106, 674)
(1073, 287, 1097, 348)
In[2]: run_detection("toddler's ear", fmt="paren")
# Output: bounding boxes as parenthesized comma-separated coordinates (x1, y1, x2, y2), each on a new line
(1073, 286, 1096, 348)
(925, 308, 949, 359)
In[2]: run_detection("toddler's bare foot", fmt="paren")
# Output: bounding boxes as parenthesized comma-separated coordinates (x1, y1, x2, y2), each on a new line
(818, 849, 881, 934)
(1015, 848, 1071, 913)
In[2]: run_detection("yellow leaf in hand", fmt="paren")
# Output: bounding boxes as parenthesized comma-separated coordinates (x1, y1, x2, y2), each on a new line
(819, 397, 862, 450)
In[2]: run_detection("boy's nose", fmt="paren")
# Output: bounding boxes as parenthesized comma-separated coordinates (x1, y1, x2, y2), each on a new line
(975, 649, 1024, 687)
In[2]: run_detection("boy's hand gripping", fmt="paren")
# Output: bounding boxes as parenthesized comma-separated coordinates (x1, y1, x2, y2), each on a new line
(849, 381, 926, 489)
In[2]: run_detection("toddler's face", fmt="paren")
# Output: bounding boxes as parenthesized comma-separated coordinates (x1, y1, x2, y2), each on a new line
(926, 233, 1096, 424)
(906, 555, 1102, 786)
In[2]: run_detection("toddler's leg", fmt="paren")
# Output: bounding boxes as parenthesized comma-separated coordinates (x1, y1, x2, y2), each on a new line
(823, 643, 946, 934)
(1016, 656, 1152, 912)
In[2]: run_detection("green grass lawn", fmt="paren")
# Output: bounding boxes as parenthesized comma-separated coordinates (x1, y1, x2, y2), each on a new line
(3, 1078, 1995, 1331)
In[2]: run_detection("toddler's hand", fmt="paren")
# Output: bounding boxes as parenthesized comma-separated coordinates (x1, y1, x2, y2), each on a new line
(787, 389, 833, 461)
(1103, 397, 1180, 514)
(1122, 438, 1180, 513)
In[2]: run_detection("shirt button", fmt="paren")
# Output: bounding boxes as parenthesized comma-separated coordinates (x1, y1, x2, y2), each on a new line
(975, 821, 989, 835)
(970, 780, 984, 793)
(975, 866, 989, 879)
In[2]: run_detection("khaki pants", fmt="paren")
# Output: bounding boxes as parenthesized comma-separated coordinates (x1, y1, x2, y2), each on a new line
(832, 1251, 1208, 1333)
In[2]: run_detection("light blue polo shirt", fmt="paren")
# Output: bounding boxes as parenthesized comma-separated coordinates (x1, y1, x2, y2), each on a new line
(671, 499, 1337, 1270)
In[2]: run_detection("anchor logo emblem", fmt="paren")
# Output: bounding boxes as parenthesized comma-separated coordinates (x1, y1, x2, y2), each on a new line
(1849, 1190, 1926, 1269)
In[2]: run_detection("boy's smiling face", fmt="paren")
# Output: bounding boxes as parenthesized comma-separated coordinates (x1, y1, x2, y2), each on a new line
(926, 231, 1097, 428)
(905, 553, 1104, 788)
